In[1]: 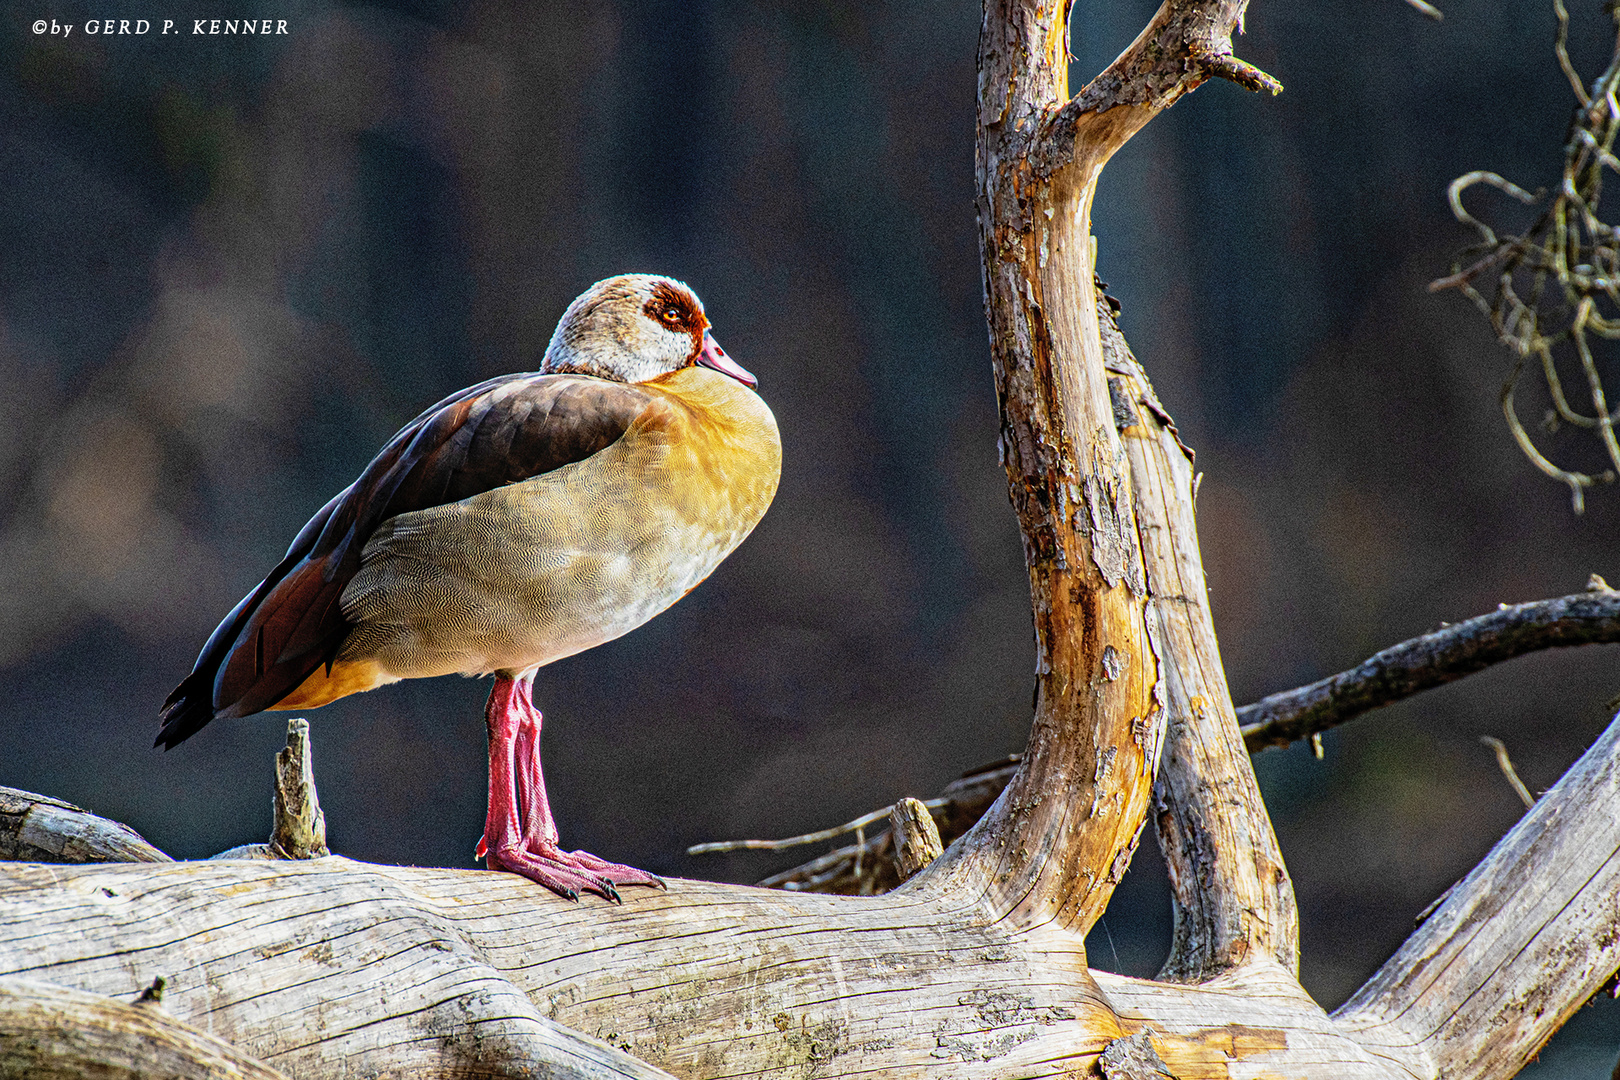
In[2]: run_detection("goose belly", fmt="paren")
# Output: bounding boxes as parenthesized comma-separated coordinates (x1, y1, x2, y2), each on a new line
(336, 433, 771, 679)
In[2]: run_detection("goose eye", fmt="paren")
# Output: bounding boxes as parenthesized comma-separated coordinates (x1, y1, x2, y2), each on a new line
(661, 306, 683, 324)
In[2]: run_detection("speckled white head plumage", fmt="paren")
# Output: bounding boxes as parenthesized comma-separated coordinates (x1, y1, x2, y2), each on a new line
(541, 274, 709, 385)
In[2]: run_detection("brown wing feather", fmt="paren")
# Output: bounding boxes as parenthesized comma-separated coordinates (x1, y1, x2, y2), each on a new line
(157, 373, 652, 748)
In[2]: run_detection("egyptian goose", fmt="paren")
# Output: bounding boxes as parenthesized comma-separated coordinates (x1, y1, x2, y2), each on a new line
(158, 274, 782, 901)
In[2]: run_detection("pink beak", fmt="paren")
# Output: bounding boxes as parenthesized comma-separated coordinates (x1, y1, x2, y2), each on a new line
(697, 331, 758, 388)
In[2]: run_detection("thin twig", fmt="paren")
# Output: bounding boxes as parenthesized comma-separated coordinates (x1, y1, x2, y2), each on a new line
(1573, 296, 1620, 474)
(1554, 0, 1591, 108)
(1502, 366, 1597, 513)
(1479, 737, 1537, 808)
(1432, 4, 1620, 509)
(1240, 589, 1620, 752)
(686, 802, 938, 855)
(702, 764, 1021, 895)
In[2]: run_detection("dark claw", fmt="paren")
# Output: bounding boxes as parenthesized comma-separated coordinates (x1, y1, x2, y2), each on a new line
(483, 838, 659, 902)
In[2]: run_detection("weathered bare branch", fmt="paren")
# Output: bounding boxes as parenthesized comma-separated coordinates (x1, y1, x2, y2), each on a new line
(1240, 587, 1620, 752)
(926, 0, 1168, 939)
(0, 787, 171, 865)
(686, 802, 901, 856)
(6, 765, 1613, 1080)
(1037, 0, 1279, 180)
(1479, 736, 1537, 808)
(1099, 295, 1299, 981)
(0, 859, 1143, 1077)
(1336, 711, 1620, 1079)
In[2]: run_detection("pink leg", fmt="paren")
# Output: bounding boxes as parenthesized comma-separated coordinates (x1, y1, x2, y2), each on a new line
(479, 674, 663, 902)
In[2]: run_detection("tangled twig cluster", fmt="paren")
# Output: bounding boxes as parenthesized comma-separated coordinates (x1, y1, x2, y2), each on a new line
(1431, 1, 1620, 512)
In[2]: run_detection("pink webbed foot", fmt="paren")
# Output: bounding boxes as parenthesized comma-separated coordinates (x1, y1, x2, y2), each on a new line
(479, 838, 664, 902)
(480, 674, 665, 902)
(475, 834, 665, 902)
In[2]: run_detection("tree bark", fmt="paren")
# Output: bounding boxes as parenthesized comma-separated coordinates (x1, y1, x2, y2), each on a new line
(1096, 300, 1298, 982)
(1239, 587, 1620, 751)
(3, 2, 1617, 1078)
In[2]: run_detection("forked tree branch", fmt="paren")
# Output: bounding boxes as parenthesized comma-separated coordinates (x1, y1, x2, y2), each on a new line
(741, 583, 1618, 905)
(930, 0, 1281, 947)
(1037, 0, 1279, 179)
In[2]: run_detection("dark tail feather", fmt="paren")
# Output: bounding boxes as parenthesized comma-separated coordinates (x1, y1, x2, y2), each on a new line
(156, 670, 217, 749)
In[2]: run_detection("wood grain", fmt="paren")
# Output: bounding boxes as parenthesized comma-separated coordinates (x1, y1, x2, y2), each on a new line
(0, 859, 1120, 1078)
(891, 797, 944, 881)
(5, 756, 1610, 1080)
(1098, 302, 1300, 981)
(0, 787, 171, 865)
(0, 976, 289, 1080)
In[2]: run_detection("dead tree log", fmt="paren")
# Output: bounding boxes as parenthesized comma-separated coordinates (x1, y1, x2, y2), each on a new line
(3, 2, 1618, 1078)
(3, 711, 1618, 1080)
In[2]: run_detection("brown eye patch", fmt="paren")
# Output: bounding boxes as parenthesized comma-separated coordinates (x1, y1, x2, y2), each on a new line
(644, 281, 705, 334)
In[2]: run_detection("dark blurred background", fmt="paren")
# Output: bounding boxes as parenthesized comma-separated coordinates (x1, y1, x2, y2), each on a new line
(2, 0, 1617, 1072)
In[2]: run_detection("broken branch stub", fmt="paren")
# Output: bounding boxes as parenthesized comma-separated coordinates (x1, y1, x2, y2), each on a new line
(889, 797, 944, 882)
(270, 718, 328, 860)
